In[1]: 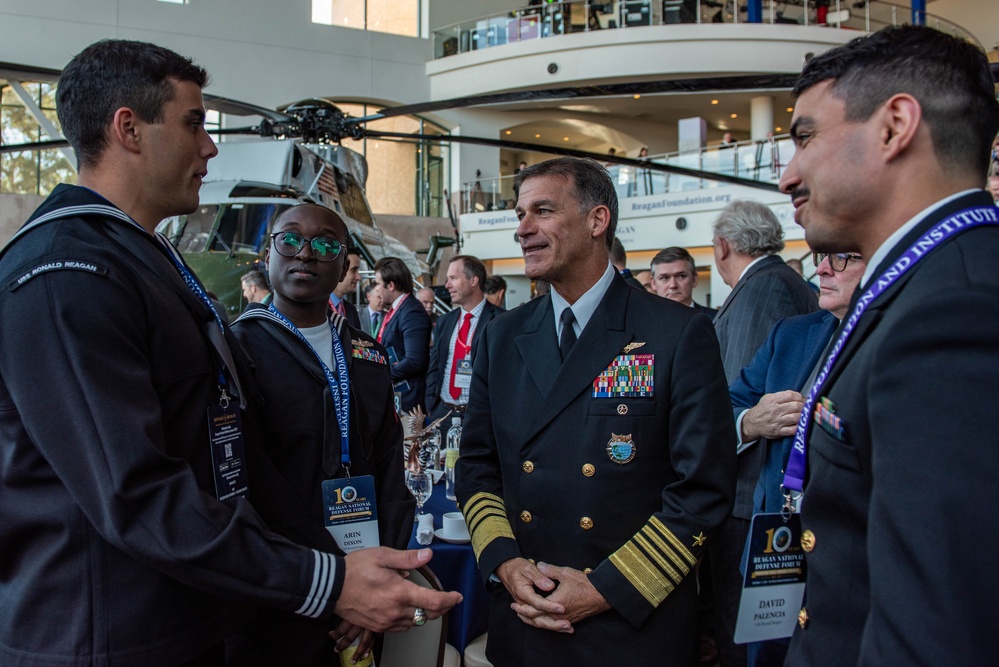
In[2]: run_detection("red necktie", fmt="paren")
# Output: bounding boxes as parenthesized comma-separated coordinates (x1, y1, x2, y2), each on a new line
(376, 307, 394, 343)
(448, 312, 474, 400)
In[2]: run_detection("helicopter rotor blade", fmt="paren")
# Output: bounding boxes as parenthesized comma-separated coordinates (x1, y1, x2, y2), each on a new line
(362, 130, 780, 193)
(0, 138, 71, 155)
(203, 94, 292, 122)
(347, 73, 799, 125)
(0, 62, 61, 83)
(212, 126, 269, 136)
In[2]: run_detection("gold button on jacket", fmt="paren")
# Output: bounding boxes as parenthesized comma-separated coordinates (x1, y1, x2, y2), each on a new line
(801, 529, 816, 553)
(582, 463, 595, 477)
(520, 510, 533, 523)
(522, 460, 535, 473)
(580, 517, 594, 530)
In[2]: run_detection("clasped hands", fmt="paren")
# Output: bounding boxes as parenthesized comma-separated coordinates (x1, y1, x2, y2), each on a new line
(496, 557, 611, 633)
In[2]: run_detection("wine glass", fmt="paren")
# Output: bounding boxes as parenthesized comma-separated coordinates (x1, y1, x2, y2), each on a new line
(406, 470, 432, 516)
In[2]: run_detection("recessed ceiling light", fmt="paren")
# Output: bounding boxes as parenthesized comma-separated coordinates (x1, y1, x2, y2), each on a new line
(563, 136, 569, 141)
(775, 127, 782, 132)
(535, 133, 541, 139)
(711, 99, 719, 105)
(786, 107, 793, 112)
(730, 113, 738, 118)
(505, 130, 512, 135)
(633, 94, 641, 100)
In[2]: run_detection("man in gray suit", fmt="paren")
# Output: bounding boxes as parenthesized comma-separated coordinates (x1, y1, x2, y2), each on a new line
(708, 199, 817, 667)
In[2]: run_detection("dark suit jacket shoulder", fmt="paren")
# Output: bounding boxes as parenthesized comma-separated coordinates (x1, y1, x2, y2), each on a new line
(714, 255, 819, 384)
(694, 302, 718, 321)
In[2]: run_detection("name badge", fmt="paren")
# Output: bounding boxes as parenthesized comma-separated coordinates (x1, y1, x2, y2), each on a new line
(454, 358, 473, 389)
(207, 401, 248, 502)
(733, 513, 807, 644)
(322, 475, 380, 553)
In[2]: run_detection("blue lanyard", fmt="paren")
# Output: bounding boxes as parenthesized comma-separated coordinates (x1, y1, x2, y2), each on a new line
(264, 305, 353, 469)
(783, 205, 999, 502)
(153, 232, 228, 333)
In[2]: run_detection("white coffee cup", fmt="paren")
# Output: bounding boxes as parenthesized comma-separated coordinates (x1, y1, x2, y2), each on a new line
(442, 512, 470, 540)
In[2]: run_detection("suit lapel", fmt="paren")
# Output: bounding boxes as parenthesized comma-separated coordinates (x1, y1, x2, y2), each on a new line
(519, 276, 635, 445)
(514, 297, 561, 400)
(793, 313, 838, 390)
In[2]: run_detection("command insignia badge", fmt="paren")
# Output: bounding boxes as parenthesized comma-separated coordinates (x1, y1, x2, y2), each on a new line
(606, 434, 636, 464)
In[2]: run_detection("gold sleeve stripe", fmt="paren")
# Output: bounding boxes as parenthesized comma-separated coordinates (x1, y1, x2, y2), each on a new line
(639, 524, 692, 577)
(464, 492, 515, 561)
(607, 516, 698, 607)
(609, 542, 676, 607)
(649, 516, 697, 567)
(464, 492, 506, 530)
(634, 533, 684, 585)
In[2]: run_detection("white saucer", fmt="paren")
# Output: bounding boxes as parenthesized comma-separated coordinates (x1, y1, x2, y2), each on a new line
(434, 528, 470, 544)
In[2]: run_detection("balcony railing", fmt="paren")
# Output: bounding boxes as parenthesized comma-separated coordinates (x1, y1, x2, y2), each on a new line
(433, 1, 977, 60)
(461, 135, 795, 214)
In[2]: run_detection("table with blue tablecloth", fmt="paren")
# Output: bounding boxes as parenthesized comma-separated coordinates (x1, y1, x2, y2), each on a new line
(407, 482, 489, 653)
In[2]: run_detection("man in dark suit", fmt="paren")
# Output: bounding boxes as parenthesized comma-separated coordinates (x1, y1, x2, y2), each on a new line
(650, 246, 717, 319)
(727, 250, 864, 667)
(777, 26, 999, 665)
(456, 157, 736, 665)
(709, 199, 818, 667)
(374, 256, 431, 413)
(328, 246, 362, 329)
(425, 254, 503, 423)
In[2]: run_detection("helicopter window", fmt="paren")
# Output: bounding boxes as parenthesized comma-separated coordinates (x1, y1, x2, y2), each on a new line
(212, 203, 291, 254)
(157, 205, 219, 253)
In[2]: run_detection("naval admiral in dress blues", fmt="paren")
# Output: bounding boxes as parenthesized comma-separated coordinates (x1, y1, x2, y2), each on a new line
(456, 156, 736, 666)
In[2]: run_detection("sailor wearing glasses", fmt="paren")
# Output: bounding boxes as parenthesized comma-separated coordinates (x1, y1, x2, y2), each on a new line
(230, 203, 418, 665)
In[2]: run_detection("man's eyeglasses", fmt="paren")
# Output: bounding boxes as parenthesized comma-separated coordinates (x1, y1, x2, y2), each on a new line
(812, 252, 862, 273)
(270, 232, 342, 261)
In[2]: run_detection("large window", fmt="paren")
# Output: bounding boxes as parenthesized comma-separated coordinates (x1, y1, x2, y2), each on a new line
(335, 102, 449, 217)
(0, 82, 75, 195)
(312, 0, 420, 37)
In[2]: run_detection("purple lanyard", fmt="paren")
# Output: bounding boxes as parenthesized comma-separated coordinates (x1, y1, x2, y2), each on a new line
(782, 205, 999, 503)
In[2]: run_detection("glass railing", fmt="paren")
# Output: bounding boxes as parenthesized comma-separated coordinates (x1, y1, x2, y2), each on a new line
(460, 135, 796, 213)
(433, 1, 978, 60)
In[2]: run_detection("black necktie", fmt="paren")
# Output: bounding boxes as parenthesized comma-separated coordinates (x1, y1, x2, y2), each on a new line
(559, 307, 577, 361)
